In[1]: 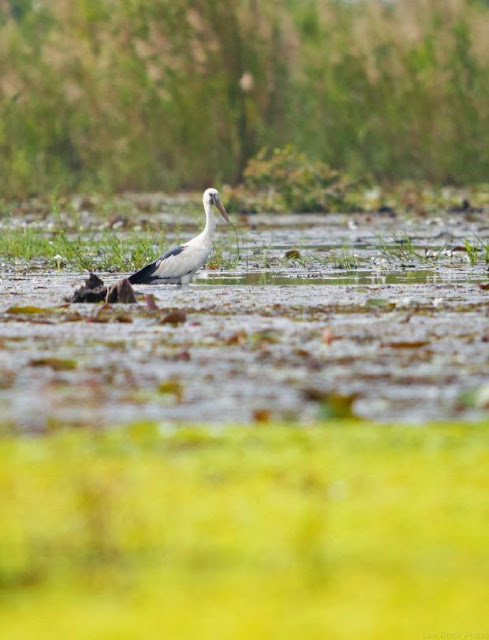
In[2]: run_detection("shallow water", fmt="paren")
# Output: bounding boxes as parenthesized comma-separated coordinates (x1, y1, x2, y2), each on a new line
(197, 268, 482, 286)
(1, 210, 488, 430)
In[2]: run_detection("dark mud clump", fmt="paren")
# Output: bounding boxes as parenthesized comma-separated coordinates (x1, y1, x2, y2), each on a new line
(68, 273, 136, 304)
(106, 278, 137, 304)
(68, 273, 107, 303)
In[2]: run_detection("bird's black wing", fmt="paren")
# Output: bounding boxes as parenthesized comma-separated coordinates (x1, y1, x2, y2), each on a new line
(129, 245, 185, 284)
(128, 259, 160, 284)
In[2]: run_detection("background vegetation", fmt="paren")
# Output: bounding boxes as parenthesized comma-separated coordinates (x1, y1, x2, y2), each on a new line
(1, 0, 489, 198)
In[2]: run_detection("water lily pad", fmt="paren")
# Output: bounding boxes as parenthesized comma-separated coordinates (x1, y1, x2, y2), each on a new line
(303, 389, 359, 420)
(29, 358, 78, 371)
(7, 306, 50, 314)
(365, 298, 395, 309)
(383, 340, 431, 349)
(160, 310, 187, 325)
(284, 249, 301, 260)
(158, 379, 184, 401)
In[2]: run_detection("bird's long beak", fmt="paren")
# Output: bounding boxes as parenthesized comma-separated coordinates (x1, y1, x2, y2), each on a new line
(215, 198, 230, 223)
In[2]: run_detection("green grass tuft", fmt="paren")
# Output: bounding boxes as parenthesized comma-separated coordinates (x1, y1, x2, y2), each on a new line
(0, 225, 166, 273)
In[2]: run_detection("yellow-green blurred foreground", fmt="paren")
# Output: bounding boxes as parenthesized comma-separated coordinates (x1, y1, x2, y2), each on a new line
(1, 423, 488, 639)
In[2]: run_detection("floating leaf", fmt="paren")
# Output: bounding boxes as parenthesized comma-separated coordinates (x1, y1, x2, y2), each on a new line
(7, 306, 49, 314)
(158, 379, 184, 401)
(303, 389, 358, 419)
(88, 304, 112, 323)
(383, 340, 430, 349)
(365, 298, 395, 309)
(459, 384, 489, 409)
(253, 408, 271, 423)
(161, 310, 187, 325)
(0, 370, 15, 389)
(169, 349, 191, 362)
(284, 249, 301, 260)
(29, 358, 77, 371)
(226, 330, 247, 345)
(250, 329, 281, 345)
(87, 304, 132, 323)
(61, 311, 84, 322)
(115, 313, 133, 323)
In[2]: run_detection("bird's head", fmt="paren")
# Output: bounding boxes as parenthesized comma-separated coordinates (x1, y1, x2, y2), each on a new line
(203, 187, 229, 222)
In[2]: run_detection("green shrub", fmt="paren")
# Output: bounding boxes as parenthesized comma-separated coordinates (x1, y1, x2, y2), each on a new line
(239, 146, 360, 212)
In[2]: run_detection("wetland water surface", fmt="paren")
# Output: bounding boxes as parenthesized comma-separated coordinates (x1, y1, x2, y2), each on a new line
(0, 208, 488, 430)
(198, 268, 481, 286)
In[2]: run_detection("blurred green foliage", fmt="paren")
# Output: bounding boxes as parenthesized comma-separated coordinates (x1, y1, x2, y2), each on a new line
(1, 0, 489, 197)
(237, 145, 360, 212)
(0, 423, 488, 639)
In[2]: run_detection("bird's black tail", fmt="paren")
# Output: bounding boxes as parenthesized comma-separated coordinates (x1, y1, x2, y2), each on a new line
(128, 261, 159, 284)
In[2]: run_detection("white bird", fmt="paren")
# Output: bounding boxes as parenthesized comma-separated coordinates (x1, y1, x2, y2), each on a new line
(129, 188, 230, 286)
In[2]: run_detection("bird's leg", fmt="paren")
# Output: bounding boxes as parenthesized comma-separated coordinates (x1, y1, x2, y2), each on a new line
(178, 275, 191, 290)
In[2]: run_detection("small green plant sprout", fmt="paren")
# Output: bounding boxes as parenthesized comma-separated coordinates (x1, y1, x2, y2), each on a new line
(207, 223, 241, 271)
(464, 239, 479, 266)
(376, 231, 430, 266)
(53, 254, 66, 269)
(207, 244, 237, 270)
(332, 242, 359, 270)
(478, 237, 489, 264)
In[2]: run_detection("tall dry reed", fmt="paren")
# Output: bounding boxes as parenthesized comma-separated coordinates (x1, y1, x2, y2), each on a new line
(0, 0, 488, 197)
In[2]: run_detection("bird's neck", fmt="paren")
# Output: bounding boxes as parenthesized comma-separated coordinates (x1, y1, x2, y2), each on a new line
(201, 203, 216, 242)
